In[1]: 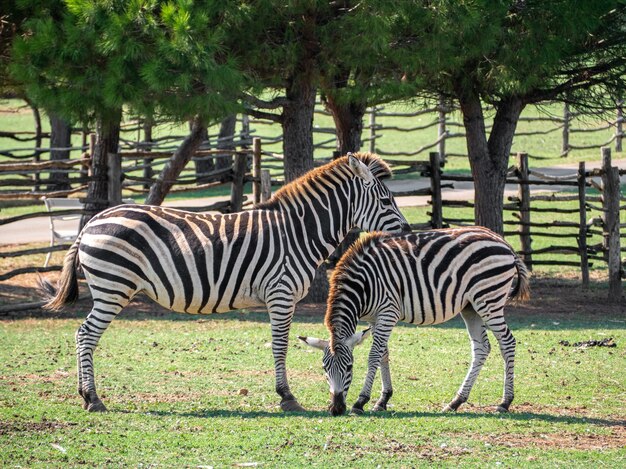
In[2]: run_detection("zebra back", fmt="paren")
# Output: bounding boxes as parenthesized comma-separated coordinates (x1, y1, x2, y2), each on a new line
(326, 227, 530, 348)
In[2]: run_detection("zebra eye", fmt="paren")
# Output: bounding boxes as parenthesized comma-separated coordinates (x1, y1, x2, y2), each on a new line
(346, 364, 353, 372)
(381, 197, 392, 207)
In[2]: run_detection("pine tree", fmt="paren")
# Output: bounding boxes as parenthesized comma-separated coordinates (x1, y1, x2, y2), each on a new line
(11, 0, 244, 210)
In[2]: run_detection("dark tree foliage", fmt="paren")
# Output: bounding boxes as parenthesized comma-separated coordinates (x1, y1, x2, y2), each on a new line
(10, 0, 245, 209)
(388, 0, 626, 233)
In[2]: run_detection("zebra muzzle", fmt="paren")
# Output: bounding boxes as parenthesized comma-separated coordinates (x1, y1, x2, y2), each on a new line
(329, 392, 347, 416)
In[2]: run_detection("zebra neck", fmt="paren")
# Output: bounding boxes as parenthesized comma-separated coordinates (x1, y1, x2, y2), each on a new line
(327, 303, 361, 349)
(280, 179, 354, 263)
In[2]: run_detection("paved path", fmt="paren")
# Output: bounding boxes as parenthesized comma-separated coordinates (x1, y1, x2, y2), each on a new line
(1, 159, 624, 246)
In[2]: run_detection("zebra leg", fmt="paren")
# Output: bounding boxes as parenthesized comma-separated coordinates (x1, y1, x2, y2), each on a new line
(351, 323, 394, 415)
(372, 347, 393, 412)
(483, 311, 516, 412)
(268, 304, 305, 412)
(443, 307, 491, 412)
(76, 298, 128, 412)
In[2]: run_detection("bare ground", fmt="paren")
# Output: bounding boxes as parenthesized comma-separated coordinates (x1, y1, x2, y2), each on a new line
(2, 270, 623, 319)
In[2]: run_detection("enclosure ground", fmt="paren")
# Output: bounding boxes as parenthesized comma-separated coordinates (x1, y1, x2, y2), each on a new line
(0, 273, 624, 467)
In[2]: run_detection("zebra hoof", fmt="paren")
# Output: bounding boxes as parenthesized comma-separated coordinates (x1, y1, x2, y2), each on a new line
(442, 405, 455, 413)
(372, 403, 387, 412)
(349, 406, 365, 416)
(496, 405, 510, 413)
(280, 399, 306, 412)
(87, 400, 107, 412)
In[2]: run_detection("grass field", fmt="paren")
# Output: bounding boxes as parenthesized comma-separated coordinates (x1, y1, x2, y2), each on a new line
(0, 276, 624, 467)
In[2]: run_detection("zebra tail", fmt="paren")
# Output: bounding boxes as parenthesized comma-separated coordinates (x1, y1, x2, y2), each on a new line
(508, 255, 531, 304)
(39, 234, 82, 311)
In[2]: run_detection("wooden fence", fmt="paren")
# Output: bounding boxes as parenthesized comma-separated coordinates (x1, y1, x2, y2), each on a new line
(0, 137, 263, 280)
(1, 100, 624, 298)
(422, 148, 624, 300)
(246, 99, 624, 170)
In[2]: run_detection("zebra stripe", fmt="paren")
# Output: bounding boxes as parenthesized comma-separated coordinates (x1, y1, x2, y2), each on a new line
(310, 226, 529, 415)
(41, 152, 409, 412)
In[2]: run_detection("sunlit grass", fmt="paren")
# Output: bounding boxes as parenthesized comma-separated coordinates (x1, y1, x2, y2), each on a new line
(0, 298, 624, 466)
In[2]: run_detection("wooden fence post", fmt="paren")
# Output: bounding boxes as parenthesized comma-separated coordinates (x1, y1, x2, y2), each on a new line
(107, 151, 122, 206)
(562, 102, 570, 157)
(230, 151, 247, 212)
(577, 161, 589, 287)
(616, 99, 623, 153)
(600, 147, 622, 301)
(252, 137, 262, 205)
(429, 152, 443, 229)
(517, 152, 532, 271)
(368, 107, 376, 153)
(260, 169, 272, 202)
(438, 95, 447, 164)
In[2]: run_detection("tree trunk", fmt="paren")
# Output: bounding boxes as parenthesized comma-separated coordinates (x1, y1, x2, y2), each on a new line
(192, 120, 212, 183)
(323, 94, 367, 265)
(48, 113, 72, 192)
(216, 115, 237, 181)
(146, 115, 206, 206)
(81, 110, 122, 228)
(458, 92, 523, 235)
(282, 75, 316, 182)
(324, 94, 366, 155)
(142, 118, 154, 191)
(26, 101, 42, 191)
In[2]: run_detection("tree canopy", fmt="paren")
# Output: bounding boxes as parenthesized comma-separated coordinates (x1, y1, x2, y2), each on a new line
(10, 0, 244, 125)
(383, 0, 626, 232)
(5, 0, 626, 224)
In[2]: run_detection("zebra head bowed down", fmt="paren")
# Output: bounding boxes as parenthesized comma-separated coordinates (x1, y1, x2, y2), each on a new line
(301, 227, 530, 416)
(40, 152, 409, 413)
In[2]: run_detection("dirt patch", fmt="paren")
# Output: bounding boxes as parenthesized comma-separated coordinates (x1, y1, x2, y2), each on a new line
(559, 338, 617, 347)
(117, 390, 214, 404)
(475, 427, 626, 450)
(1, 369, 71, 385)
(0, 420, 74, 436)
(324, 437, 472, 462)
(1, 271, 624, 320)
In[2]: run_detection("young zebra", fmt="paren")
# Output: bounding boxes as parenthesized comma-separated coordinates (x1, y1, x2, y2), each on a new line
(301, 227, 530, 415)
(41, 153, 410, 413)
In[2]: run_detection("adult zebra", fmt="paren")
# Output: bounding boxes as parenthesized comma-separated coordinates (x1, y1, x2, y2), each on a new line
(40, 153, 409, 412)
(301, 227, 530, 415)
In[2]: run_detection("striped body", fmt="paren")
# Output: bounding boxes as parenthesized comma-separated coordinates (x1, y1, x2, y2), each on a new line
(332, 228, 520, 328)
(81, 206, 321, 315)
(307, 227, 529, 415)
(42, 153, 409, 412)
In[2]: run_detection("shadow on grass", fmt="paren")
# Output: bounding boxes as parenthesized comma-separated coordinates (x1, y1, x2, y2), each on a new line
(126, 407, 625, 428)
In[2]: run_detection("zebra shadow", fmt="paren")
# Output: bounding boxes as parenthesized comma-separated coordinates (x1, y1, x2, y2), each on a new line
(363, 410, 625, 428)
(118, 408, 624, 428)
(125, 409, 330, 419)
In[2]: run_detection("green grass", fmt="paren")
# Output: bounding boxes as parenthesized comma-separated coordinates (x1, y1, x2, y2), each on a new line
(0, 299, 624, 467)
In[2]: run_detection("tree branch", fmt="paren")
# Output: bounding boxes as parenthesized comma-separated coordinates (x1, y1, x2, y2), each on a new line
(243, 93, 289, 109)
(245, 107, 283, 123)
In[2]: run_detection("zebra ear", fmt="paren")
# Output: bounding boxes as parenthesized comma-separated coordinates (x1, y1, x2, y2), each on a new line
(298, 335, 329, 351)
(347, 328, 371, 349)
(348, 154, 374, 183)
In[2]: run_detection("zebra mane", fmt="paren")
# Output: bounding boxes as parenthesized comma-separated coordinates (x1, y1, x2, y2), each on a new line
(256, 152, 392, 210)
(325, 231, 391, 353)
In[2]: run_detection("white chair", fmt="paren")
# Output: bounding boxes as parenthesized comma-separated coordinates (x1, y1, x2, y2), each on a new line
(42, 197, 135, 267)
